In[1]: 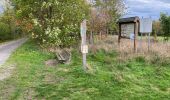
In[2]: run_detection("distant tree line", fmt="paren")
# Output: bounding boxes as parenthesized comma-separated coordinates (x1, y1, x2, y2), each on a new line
(0, 0, 24, 42)
(160, 13, 170, 41)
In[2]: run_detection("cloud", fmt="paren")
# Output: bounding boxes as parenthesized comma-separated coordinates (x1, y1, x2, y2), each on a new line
(124, 0, 170, 20)
(158, 0, 170, 3)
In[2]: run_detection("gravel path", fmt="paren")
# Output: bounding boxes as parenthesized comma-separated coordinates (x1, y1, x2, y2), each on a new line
(0, 38, 27, 81)
(0, 38, 27, 66)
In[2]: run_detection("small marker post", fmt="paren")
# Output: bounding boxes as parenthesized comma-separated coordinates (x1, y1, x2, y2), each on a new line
(80, 20, 88, 71)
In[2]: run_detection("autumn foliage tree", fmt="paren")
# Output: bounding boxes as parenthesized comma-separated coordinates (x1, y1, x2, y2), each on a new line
(152, 20, 161, 40)
(12, 0, 90, 47)
(88, 0, 125, 43)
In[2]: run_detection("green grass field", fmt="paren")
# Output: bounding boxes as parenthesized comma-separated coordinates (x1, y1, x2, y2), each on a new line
(0, 40, 170, 100)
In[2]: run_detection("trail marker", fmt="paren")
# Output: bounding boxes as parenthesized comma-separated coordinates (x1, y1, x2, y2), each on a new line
(80, 19, 88, 71)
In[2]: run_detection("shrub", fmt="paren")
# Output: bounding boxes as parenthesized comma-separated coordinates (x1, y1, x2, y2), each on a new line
(14, 0, 90, 47)
(135, 56, 145, 63)
(0, 22, 11, 41)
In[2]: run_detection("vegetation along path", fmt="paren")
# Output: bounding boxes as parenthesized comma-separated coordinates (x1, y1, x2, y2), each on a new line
(0, 38, 27, 80)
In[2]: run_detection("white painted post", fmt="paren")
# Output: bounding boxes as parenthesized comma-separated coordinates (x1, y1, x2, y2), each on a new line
(80, 20, 88, 71)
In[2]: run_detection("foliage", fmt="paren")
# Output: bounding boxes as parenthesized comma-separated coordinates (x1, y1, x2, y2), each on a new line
(152, 20, 161, 40)
(160, 13, 170, 41)
(88, 0, 125, 34)
(0, 41, 170, 99)
(0, 0, 19, 41)
(12, 0, 90, 47)
(0, 22, 11, 41)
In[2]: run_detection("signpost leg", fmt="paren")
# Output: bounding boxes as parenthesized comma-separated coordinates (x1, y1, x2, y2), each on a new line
(140, 33, 143, 52)
(118, 24, 121, 45)
(148, 33, 150, 51)
(134, 22, 137, 53)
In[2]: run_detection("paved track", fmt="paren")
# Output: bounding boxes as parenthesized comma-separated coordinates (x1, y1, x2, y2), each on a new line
(0, 38, 27, 66)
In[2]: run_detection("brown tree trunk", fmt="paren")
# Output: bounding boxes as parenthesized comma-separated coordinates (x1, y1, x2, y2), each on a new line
(100, 31, 102, 40)
(90, 31, 94, 45)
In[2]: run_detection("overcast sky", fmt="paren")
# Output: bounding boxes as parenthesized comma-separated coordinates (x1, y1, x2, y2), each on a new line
(0, 0, 5, 14)
(124, 0, 170, 20)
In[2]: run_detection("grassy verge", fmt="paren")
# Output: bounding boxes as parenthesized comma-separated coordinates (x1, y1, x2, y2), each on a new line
(0, 40, 170, 100)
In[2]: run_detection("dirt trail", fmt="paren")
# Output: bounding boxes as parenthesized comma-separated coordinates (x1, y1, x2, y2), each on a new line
(0, 38, 27, 81)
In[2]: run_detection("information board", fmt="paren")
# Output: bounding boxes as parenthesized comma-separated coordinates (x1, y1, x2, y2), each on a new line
(140, 18, 152, 33)
(121, 23, 134, 38)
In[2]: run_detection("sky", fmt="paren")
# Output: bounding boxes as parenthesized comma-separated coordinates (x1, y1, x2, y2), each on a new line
(0, 0, 5, 14)
(0, 6, 3, 13)
(0, 0, 170, 20)
(124, 0, 170, 20)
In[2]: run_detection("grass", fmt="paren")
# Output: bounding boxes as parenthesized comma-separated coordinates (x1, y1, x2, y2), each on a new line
(0, 40, 170, 100)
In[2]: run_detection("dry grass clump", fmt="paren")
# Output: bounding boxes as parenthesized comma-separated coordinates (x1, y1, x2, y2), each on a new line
(89, 35, 118, 52)
(45, 35, 169, 62)
(91, 35, 170, 61)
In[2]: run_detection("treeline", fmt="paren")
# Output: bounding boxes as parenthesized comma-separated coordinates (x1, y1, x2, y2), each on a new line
(160, 13, 170, 40)
(10, 0, 125, 47)
(153, 13, 170, 41)
(0, 6, 14, 41)
(0, 0, 23, 42)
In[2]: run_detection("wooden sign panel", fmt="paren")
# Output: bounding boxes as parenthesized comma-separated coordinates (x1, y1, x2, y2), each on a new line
(121, 23, 134, 38)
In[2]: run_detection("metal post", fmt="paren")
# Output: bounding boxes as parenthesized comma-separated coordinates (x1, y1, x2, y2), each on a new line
(148, 33, 151, 51)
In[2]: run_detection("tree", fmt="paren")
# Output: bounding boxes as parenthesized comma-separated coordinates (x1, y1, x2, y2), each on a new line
(152, 20, 161, 40)
(87, 0, 125, 43)
(12, 0, 90, 47)
(0, 0, 18, 40)
(160, 13, 170, 41)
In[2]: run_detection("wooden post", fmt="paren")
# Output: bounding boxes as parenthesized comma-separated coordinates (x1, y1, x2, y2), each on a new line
(134, 22, 138, 53)
(118, 23, 121, 44)
(134, 23, 136, 52)
(140, 32, 143, 52)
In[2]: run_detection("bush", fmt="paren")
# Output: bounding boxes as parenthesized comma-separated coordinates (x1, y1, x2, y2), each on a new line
(135, 56, 145, 63)
(0, 22, 11, 41)
(14, 0, 90, 47)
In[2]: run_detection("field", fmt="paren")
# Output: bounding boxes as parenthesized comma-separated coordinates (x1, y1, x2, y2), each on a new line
(0, 36, 170, 99)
